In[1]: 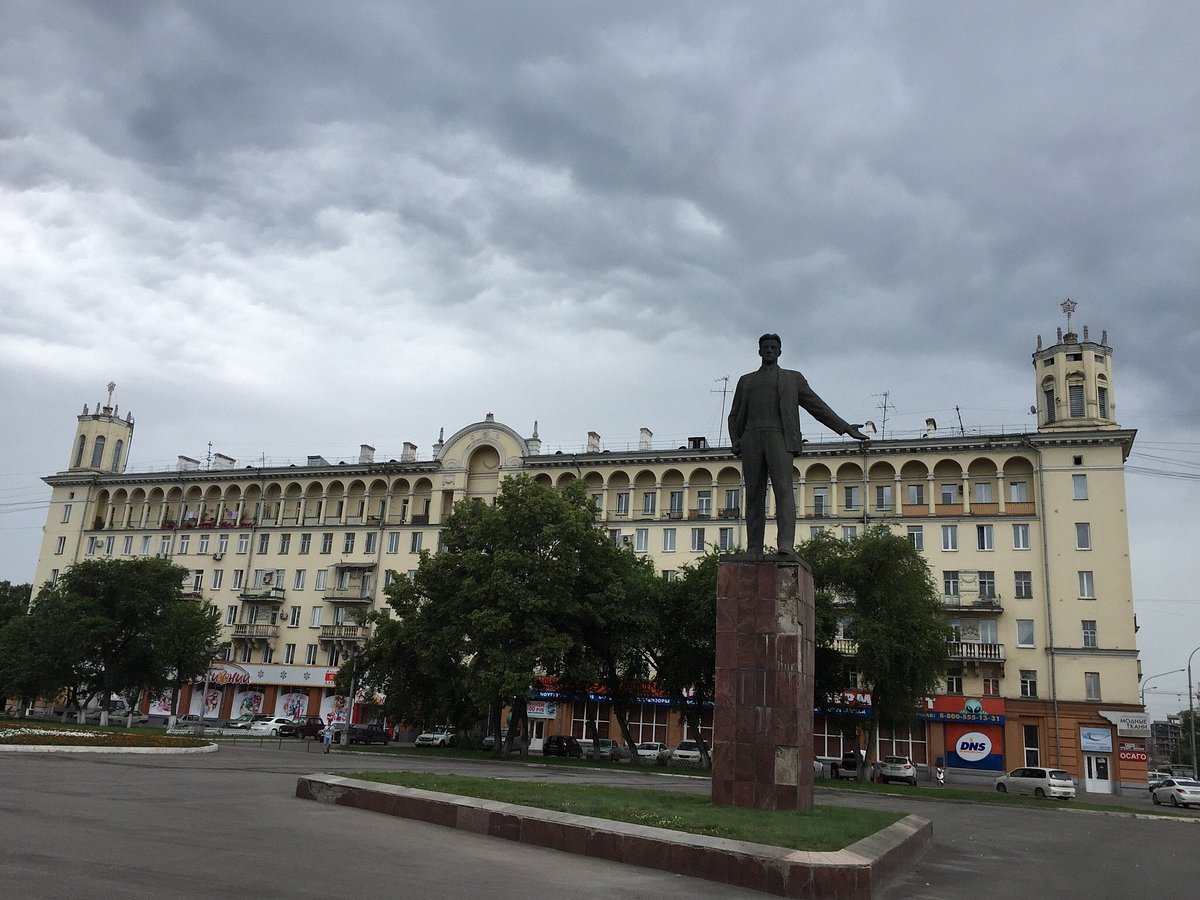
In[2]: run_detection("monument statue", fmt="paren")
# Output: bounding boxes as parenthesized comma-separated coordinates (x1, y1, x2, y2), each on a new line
(728, 333, 869, 555)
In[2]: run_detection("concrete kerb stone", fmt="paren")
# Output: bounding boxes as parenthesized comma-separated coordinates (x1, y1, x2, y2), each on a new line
(296, 773, 931, 899)
(0, 743, 219, 754)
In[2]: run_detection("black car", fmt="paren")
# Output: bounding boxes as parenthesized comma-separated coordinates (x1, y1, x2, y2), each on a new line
(542, 735, 583, 758)
(291, 715, 326, 739)
(326, 723, 390, 745)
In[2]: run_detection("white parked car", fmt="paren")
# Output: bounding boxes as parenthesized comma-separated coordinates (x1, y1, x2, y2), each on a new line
(248, 716, 297, 737)
(636, 741, 667, 762)
(879, 755, 918, 786)
(1151, 777, 1200, 808)
(415, 726, 455, 748)
(993, 767, 1076, 800)
(667, 740, 703, 767)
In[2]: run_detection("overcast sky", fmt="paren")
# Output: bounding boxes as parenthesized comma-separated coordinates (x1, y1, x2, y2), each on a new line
(1, 2, 1196, 719)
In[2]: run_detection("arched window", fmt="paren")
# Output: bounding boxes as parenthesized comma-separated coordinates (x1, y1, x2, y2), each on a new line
(90, 435, 106, 469)
(111, 439, 124, 472)
(1041, 378, 1056, 424)
(74, 435, 87, 468)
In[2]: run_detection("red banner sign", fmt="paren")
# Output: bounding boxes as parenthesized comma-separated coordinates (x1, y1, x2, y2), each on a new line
(1118, 749, 1148, 763)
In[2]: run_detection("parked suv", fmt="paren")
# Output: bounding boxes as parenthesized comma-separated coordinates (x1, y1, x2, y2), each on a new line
(291, 715, 326, 739)
(542, 735, 583, 757)
(879, 756, 918, 786)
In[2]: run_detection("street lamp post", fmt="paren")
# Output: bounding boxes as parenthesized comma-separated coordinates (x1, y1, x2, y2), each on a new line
(1189, 647, 1200, 780)
(1141, 668, 1186, 709)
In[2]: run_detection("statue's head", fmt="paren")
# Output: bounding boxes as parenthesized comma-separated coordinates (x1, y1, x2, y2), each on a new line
(758, 333, 782, 363)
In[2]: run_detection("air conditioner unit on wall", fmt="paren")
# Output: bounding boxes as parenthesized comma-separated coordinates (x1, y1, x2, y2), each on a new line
(213, 553, 224, 560)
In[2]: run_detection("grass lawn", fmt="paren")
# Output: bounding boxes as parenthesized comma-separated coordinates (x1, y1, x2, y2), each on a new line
(346, 770, 902, 851)
(0, 719, 207, 748)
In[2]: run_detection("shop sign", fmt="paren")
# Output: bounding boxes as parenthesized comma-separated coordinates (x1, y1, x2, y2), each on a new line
(1119, 749, 1148, 763)
(922, 696, 1005, 725)
(1098, 710, 1150, 737)
(1080, 726, 1113, 753)
(945, 723, 1004, 771)
(526, 701, 558, 719)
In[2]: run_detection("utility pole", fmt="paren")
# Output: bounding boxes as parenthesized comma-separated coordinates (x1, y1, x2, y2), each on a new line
(713, 376, 731, 447)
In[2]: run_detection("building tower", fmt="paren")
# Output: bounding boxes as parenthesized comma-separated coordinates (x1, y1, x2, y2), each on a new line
(1033, 300, 1118, 432)
(67, 382, 134, 474)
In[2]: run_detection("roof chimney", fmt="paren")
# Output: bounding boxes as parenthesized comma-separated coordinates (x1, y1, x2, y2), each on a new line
(401, 442, 417, 463)
(587, 431, 601, 453)
(359, 444, 375, 464)
(639, 428, 653, 451)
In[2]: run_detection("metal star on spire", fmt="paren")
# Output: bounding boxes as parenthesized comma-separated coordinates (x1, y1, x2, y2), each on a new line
(1060, 299, 1077, 332)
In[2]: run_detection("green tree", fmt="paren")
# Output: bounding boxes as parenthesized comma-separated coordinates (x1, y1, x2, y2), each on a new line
(799, 528, 951, 781)
(27, 557, 207, 722)
(648, 552, 719, 767)
(0, 581, 32, 628)
(154, 600, 224, 723)
(0, 591, 82, 714)
(363, 475, 609, 755)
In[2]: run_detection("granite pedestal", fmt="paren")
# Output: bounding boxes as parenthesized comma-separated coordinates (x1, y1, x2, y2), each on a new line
(712, 557, 815, 812)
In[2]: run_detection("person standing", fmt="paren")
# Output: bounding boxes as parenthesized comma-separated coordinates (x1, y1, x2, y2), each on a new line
(728, 333, 869, 555)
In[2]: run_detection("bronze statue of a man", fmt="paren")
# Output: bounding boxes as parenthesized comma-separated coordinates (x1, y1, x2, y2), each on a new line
(728, 333, 869, 555)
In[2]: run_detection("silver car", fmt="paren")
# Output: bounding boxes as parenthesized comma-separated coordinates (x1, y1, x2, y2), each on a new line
(994, 766, 1076, 800)
(1151, 777, 1200, 808)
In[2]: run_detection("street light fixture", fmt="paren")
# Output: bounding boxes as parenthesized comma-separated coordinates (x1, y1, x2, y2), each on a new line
(1140, 668, 1186, 708)
(1189, 647, 1200, 780)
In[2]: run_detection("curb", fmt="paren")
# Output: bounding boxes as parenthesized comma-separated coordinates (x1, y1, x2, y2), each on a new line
(296, 774, 931, 898)
(0, 742, 219, 754)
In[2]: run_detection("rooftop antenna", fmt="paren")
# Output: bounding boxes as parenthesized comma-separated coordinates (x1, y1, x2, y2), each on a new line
(871, 392, 895, 440)
(205, 441, 213, 470)
(713, 376, 731, 446)
(955, 405, 966, 436)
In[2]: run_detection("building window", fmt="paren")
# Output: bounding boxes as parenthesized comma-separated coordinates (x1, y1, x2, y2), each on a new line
(941, 525, 958, 551)
(906, 483, 925, 505)
(225, 605, 237, 626)
(615, 492, 629, 517)
(284, 644, 296, 664)
(642, 492, 656, 516)
(90, 436, 106, 469)
(946, 669, 964, 695)
(978, 571, 995, 599)
(875, 484, 893, 510)
(1068, 383, 1085, 418)
(1072, 474, 1088, 500)
(61, 502, 73, 523)
(1009, 481, 1029, 503)
(1044, 387, 1056, 423)
(1075, 523, 1091, 550)
(838, 525, 855, 541)
(218, 534, 230, 554)
(240, 643, 253, 663)
(696, 490, 712, 517)
(410, 532, 423, 553)
(299, 533, 311, 554)
(293, 570, 306, 591)
(1012, 523, 1030, 550)
(278, 534, 290, 554)
(122, 535, 133, 555)
(314, 570, 327, 592)
(718, 527, 734, 551)
(982, 677, 1000, 696)
(1098, 386, 1109, 419)
(237, 534, 250, 554)
(591, 494, 602, 513)
(690, 528, 705, 552)
(1020, 669, 1038, 698)
(258, 533, 269, 554)
(724, 489, 741, 515)
(668, 490, 684, 516)
(940, 483, 959, 504)
(1085, 672, 1101, 701)
(904, 526, 923, 550)
(327, 646, 340, 668)
(232, 569, 244, 590)
(178, 535, 190, 555)
(843, 485, 861, 511)
(55, 536, 66, 555)
(343, 533, 355, 554)
(976, 524, 993, 551)
(1078, 570, 1095, 599)
(812, 488, 828, 516)
(198, 535, 210, 555)
(289, 605, 301, 627)
(310, 606, 321, 627)
(661, 570, 678, 581)
(662, 528, 676, 552)
(1016, 619, 1035, 648)
(364, 532, 377, 554)
(1014, 571, 1033, 599)
(973, 482, 993, 503)
(1082, 619, 1097, 648)
(141, 536, 152, 555)
(943, 571, 959, 596)
(634, 528, 649, 553)
(321, 533, 333, 554)
(387, 532, 400, 553)
(211, 569, 223, 590)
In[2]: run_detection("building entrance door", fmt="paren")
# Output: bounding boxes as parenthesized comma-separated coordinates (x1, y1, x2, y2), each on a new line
(1084, 754, 1113, 794)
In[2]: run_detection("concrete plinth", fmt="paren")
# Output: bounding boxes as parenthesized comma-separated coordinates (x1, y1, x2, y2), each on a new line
(712, 557, 815, 812)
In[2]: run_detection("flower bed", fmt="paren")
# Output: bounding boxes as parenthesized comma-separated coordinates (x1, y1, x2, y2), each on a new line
(0, 721, 207, 748)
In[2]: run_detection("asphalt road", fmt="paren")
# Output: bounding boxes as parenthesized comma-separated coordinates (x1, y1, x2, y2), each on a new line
(2, 742, 1196, 899)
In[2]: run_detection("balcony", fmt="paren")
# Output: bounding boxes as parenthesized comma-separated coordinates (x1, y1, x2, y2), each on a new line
(943, 596, 1005, 614)
(238, 585, 286, 604)
(949, 641, 1005, 670)
(324, 587, 374, 604)
(232, 623, 279, 641)
(660, 510, 684, 521)
(718, 507, 741, 520)
(688, 508, 712, 521)
(411, 514, 430, 525)
(831, 638, 859, 655)
(319, 624, 367, 643)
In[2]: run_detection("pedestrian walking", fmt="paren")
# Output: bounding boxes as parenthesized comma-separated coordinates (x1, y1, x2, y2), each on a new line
(936, 765, 945, 786)
(322, 727, 332, 754)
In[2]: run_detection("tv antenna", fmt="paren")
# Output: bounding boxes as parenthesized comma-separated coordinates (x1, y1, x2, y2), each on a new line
(871, 392, 895, 440)
(955, 405, 966, 436)
(713, 376, 731, 446)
